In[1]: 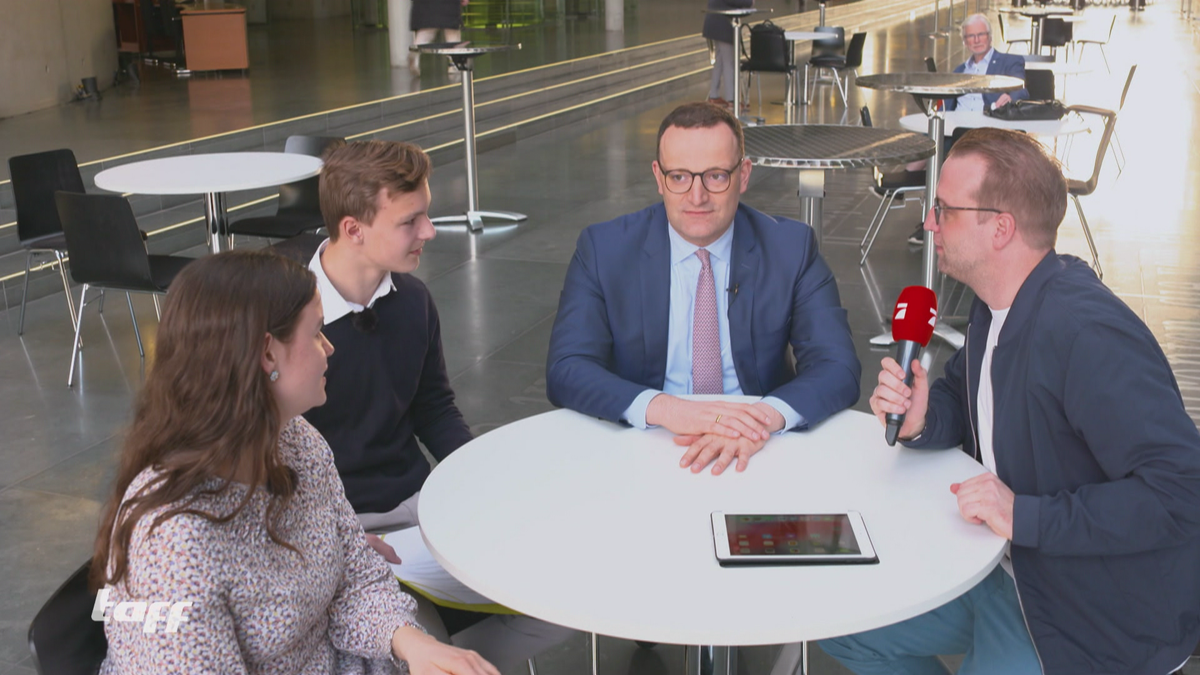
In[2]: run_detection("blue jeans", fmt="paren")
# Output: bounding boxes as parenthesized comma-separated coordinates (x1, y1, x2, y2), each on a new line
(819, 566, 1041, 675)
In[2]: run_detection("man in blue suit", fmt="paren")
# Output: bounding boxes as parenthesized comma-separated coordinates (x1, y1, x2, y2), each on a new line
(546, 102, 860, 476)
(906, 13, 1029, 246)
(945, 14, 1029, 111)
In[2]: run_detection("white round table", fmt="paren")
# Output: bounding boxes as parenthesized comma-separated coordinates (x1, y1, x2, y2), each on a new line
(898, 109, 1090, 137)
(94, 152, 323, 253)
(419, 408, 1005, 670)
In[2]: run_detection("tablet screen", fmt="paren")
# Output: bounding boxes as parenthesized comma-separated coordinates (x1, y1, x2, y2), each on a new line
(724, 514, 861, 556)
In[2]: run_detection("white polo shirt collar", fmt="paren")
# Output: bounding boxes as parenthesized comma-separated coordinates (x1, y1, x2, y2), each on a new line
(307, 238, 397, 326)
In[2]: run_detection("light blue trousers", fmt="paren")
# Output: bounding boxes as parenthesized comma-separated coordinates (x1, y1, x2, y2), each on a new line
(819, 566, 1042, 675)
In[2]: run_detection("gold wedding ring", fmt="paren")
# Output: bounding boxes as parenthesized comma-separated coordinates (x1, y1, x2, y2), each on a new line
(715, 414, 723, 424)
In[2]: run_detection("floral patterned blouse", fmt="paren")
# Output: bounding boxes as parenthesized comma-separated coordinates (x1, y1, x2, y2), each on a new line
(99, 417, 422, 675)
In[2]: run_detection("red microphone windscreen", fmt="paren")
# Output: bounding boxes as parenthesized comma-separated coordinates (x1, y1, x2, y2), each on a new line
(891, 286, 938, 346)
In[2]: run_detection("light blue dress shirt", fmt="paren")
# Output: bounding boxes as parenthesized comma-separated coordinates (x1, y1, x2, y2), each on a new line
(957, 47, 995, 112)
(621, 223, 804, 432)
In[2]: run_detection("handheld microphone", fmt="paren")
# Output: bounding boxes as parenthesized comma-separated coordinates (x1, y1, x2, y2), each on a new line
(885, 286, 938, 446)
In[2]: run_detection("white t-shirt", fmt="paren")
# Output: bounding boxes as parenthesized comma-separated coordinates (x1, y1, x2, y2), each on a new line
(977, 305, 1012, 575)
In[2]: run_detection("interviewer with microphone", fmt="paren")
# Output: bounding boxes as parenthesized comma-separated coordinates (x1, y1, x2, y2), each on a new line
(823, 128, 1200, 675)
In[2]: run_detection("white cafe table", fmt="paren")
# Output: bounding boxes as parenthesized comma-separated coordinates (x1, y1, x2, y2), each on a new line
(94, 152, 324, 254)
(418, 407, 1005, 675)
(898, 109, 1090, 137)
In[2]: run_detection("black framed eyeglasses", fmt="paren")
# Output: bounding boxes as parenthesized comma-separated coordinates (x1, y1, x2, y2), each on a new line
(658, 161, 743, 194)
(933, 201, 1003, 225)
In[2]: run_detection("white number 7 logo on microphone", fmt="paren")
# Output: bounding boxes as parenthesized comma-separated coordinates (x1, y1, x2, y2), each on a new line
(894, 303, 908, 320)
(928, 307, 938, 327)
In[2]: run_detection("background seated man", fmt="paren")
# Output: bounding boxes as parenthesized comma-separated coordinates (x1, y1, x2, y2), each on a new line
(822, 128, 1200, 675)
(906, 13, 1030, 246)
(546, 102, 861, 476)
(304, 140, 573, 672)
(945, 14, 1029, 112)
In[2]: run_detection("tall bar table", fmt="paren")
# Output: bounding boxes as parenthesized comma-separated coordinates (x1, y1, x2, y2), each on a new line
(94, 153, 324, 254)
(704, 8, 767, 123)
(855, 73, 1023, 348)
(743, 125, 934, 251)
(412, 43, 525, 232)
(998, 6, 1075, 51)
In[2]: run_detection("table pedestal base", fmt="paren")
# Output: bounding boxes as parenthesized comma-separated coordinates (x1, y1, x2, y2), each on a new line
(432, 209, 527, 232)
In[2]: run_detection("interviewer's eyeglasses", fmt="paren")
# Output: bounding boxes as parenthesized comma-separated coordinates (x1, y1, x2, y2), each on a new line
(657, 161, 743, 194)
(933, 201, 1002, 225)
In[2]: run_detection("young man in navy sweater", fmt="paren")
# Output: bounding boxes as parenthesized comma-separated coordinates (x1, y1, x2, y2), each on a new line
(303, 140, 572, 671)
(821, 128, 1200, 674)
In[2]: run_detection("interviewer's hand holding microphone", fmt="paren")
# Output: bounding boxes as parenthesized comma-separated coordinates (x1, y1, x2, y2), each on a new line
(870, 287, 1015, 541)
(871, 286, 937, 445)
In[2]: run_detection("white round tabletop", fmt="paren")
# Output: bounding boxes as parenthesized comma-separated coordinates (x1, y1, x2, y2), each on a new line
(784, 31, 839, 41)
(94, 152, 323, 196)
(418, 408, 1005, 646)
(899, 110, 1090, 137)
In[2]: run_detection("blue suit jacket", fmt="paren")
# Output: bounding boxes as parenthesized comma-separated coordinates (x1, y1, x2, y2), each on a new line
(945, 50, 1030, 111)
(546, 203, 860, 428)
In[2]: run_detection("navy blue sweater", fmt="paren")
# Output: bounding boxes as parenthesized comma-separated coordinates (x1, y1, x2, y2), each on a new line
(908, 252, 1200, 675)
(304, 273, 472, 514)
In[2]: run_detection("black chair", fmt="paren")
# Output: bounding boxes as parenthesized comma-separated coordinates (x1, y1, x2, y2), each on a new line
(1039, 17, 1073, 58)
(55, 192, 196, 386)
(228, 135, 344, 245)
(140, 0, 184, 66)
(9, 149, 86, 337)
(266, 232, 327, 265)
(802, 26, 844, 104)
(805, 30, 865, 108)
(924, 56, 937, 73)
(28, 560, 107, 675)
(1023, 54, 1057, 100)
(1064, 104, 1116, 279)
(857, 105, 928, 265)
(740, 21, 794, 119)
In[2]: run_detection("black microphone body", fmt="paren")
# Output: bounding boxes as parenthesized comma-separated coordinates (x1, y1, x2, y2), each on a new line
(884, 339, 923, 446)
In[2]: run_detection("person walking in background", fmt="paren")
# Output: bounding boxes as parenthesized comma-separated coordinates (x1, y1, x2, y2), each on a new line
(703, 0, 753, 109)
(409, 0, 470, 75)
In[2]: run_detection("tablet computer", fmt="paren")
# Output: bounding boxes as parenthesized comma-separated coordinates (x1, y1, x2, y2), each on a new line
(711, 512, 878, 566)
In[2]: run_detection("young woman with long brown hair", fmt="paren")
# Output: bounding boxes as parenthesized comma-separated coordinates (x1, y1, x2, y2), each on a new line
(91, 250, 498, 675)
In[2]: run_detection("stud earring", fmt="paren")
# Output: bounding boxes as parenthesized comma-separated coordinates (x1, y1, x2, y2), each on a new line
(269, 370, 280, 382)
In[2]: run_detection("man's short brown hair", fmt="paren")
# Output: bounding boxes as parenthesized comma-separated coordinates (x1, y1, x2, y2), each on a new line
(319, 140, 432, 241)
(947, 128, 1067, 250)
(656, 102, 745, 160)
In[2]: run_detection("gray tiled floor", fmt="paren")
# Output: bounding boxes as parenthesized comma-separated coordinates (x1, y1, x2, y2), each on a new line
(4, 0, 1200, 673)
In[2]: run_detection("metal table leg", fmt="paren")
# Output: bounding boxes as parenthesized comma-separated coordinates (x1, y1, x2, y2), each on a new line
(798, 169, 826, 252)
(432, 55, 528, 232)
(685, 645, 737, 675)
(203, 191, 228, 254)
(928, 0, 950, 37)
(1030, 17, 1044, 53)
(870, 107, 962, 349)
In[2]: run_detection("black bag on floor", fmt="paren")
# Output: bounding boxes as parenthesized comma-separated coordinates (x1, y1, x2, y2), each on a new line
(985, 99, 1067, 121)
(745, 20, 791, 71)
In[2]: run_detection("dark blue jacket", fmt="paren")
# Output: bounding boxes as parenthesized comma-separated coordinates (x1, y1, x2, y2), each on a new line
(907, 252, 1200, 675)
(945, 49, 1030, 110)
(546, 203, 860, 427)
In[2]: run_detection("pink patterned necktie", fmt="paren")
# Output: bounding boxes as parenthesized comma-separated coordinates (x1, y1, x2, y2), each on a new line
(692, 248, 723, 395)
